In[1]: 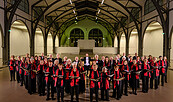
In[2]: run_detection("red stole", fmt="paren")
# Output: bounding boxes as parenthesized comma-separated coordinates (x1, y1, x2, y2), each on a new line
(45, 67, 55, 84)
(101, 72, 109, 90)
(70, 69, 79, 87)
(131, 64, 139, 79)
(54, 69, 64, 87)
(113, 69, 120, 88)
(90, 70, 100, 88)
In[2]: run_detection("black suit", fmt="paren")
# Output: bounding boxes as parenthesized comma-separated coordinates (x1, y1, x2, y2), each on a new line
(82, 57, 92, 72)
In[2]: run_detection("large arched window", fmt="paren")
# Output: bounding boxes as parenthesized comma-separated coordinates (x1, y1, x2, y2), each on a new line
(89, 29, 103, 47)
(70, 28, 84, 47)
(11, 0, 29, 14)
(144, 0, 163, 15)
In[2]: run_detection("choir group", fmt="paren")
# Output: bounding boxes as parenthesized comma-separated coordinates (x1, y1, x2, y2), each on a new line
(8, 52, 168, 102)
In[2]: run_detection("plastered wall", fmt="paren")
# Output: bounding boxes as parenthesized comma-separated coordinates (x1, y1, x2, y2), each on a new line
(10, 27, 30, 56)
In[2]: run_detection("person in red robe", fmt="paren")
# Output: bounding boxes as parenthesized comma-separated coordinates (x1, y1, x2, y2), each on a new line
(70, 62, 80, 102)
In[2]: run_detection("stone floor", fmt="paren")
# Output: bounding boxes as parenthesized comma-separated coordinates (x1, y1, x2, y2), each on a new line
(1, 61, 173, 102)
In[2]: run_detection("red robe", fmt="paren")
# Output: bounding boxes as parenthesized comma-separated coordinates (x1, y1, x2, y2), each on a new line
(143, 63, 150, 77)
(113, 69, 120, 89)
(121, 65, 129, 80)
(90, 70, 100, 89)
(158, 60, 165, 74)
(65, 64, 71, 80)
(79, 66, 85, 80)
(131, 64, 139, 79)
(70, 69, 80, 87)
(9, 59, 16, 70)
(54, 69, 64, 87)
(100, 72, 109, 90)
(45, 67, 55, 84)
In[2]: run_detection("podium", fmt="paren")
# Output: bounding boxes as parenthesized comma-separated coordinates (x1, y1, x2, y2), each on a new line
(78, 40, 95, 54)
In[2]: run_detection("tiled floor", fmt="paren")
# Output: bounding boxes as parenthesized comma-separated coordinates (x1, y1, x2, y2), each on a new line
(1, 61, 173, 102)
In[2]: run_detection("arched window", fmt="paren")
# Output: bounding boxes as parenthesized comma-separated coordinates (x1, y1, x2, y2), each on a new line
(11, 0, 29, 14)
(144, 0, 163, 15)
(70, 28, 84, 47)
(89, 29, 103, 47)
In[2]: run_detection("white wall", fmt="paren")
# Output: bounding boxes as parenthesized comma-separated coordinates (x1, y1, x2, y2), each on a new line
(93, 47, 118, 55)
(120, 34, 126, 55)
(114, 36, 118, 47)
(35, 32, 44, 55)
(129, 34, 138, 55)
(171, 32, 173, 60)
(55, 35, 59, 47)
(0, 28, 2, 58)
(56, 47, 80, 54)
(10, 27, 30, 56)
(144, 28, 163, 57)
(47, 34, 53, 54)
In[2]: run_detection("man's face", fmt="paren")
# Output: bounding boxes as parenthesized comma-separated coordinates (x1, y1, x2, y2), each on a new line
(75, 57, 78, 60)
(86, 54, 88, 57)
(57, 54, 59, 58)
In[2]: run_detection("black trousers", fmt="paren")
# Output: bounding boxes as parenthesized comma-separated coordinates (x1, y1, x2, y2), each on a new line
(165, 68, 168, 83)
(65, 80, 70, 94)
(161, 73, 165, 86)
(150, 72, 154, 89)
(57, 86, 64, 102)
(20, 72, 24, 86)
(155, 76, 159, 89)
(16, 71, 20, 83)
(84, 65, 90, 75)
(122, 77, 128, 95)
(90, 88, 98, 102)
(101, 88, 109, 100)
(137, 79, 140, 88)
(24, 75, 28, 89)
(142, 76, 149, 93)
(113, 84, 121, 99)
(38, 75, 45, 95)
(10, 70, 15, 81)
(79, 80, 85, 93)
(28, 75, 32, 94)
(71, 86, 79, 102)
(47, 80, 54, 99)
(131, 76, 137, 94)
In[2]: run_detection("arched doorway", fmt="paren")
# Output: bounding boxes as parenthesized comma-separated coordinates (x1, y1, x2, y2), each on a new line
(129, 29, 138, 55)
(120, 33, 126, 55)
(70, 28, 84, 47)
(171, 28, 173, 60)
(35, 28, 44, 55)
(114, 36, 118, 47)
(143, 22, 163, 57)
(47, 33, 53, 54)
(10, 20, 30, 56)
(55, 35, 59, 48)
(0, 24, 3, 59)
(89, 28, 103, 47)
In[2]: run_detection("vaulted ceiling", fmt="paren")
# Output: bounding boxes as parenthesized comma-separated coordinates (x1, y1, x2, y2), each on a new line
(31, 0, 143, 37)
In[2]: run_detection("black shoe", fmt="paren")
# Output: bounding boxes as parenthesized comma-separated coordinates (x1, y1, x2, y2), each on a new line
(117, 98, 120, 100)
(46, 98, 51, 101)
(106, 99, 110, 101)
(52, 98, 56, 100)
(134, 93, 137, 95)
(10, 80, 12, 81)
(125, 94, 128, 96)
(39, 94, 42, 96)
